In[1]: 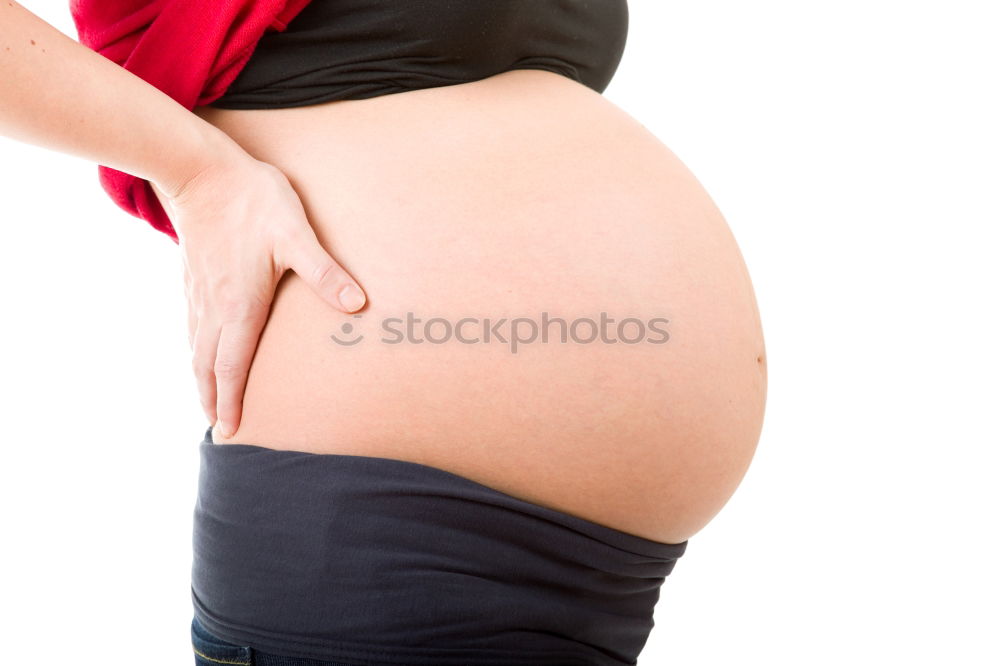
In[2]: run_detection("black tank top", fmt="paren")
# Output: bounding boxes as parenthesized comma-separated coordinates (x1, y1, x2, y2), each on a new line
(209, 0, 629, 109)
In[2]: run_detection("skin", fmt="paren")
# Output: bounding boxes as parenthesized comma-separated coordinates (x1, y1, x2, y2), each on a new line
(193, 69, 768, 544)
(3, 2, 768, 544)
(0, 1, 367, 438)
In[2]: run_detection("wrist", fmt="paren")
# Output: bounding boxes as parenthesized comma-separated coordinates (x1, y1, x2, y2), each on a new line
(151, 117, 248, 201)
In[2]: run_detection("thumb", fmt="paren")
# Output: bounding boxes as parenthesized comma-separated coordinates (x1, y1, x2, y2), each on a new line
(281, 229, 367, 313)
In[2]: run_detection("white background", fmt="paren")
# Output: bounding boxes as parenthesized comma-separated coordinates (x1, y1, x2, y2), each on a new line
(1, 1, 997, 664)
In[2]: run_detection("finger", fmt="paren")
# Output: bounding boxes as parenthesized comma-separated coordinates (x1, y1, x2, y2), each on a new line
(191, 316, 222, 426)
(187, 300, 198, 351)
(279, 227, 367, 313)
(181, 258, 196, 350)
(213, 302, 269, 439)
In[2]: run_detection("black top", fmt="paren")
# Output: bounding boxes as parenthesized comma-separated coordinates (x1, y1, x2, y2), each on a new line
(192, 426, 687, 665)
(209, 0, 630, 109)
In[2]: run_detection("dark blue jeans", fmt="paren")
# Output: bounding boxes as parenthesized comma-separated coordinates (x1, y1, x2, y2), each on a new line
(191, 615, 359, 666)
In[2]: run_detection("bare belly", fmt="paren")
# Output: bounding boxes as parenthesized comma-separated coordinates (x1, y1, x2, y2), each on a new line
(187, 69, 766, 544)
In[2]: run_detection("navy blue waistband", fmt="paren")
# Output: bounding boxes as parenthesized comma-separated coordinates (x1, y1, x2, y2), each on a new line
(192, 426, 687, 665)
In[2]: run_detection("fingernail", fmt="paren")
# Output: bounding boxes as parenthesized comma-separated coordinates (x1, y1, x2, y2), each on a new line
(218, 421, 232, 438)
(338, 284, 366, 312)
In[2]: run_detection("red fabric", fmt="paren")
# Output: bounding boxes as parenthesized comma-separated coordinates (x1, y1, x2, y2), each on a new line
(69, 0, 313, 243)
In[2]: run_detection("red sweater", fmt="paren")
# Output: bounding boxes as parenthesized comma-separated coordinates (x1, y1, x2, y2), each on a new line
(69, 0, 312, 243)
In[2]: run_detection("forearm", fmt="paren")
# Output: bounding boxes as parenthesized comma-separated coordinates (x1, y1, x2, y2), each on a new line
(0, 1, 242, 198)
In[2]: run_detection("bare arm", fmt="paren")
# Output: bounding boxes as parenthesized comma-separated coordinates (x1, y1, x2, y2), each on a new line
(0, 0, 235, 197)
(1, 1, 368, 438)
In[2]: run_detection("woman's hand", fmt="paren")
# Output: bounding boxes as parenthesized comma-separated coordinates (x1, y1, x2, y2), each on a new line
(0, 2, 365, 439)
(153, 153, 367, 439)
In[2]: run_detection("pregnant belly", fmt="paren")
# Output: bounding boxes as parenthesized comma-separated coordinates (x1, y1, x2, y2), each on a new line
(190, 69, 767, 544)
